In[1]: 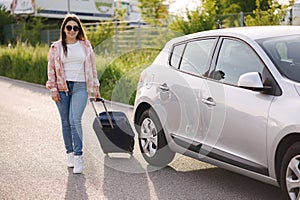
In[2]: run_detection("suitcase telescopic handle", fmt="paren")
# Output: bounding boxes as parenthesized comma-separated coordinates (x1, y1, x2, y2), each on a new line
(89, 97, 114, 129)
(89, 97, 105, 103)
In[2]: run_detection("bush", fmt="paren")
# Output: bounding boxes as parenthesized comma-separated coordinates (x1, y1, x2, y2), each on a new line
(0, 52, 12, 76)
(0, 6, 16, 44)
(0, 43, 48, 84)
(98, 49, 160, 105)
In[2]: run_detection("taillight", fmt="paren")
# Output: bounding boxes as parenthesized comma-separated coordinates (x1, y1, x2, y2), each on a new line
(138, 71, 147, 83)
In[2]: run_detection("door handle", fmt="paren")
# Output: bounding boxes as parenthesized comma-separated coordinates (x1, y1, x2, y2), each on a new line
(201, 97, 216, 106)
(159, 83, 169, 91)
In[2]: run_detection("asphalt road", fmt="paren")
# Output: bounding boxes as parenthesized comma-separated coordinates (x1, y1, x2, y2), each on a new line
(0, 76, 284, 200)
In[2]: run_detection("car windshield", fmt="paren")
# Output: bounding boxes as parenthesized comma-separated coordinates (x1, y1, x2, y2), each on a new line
(259, 35, 300, 83)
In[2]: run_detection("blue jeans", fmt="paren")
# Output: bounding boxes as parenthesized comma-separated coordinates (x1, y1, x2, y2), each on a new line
(56, 81, 88, 156)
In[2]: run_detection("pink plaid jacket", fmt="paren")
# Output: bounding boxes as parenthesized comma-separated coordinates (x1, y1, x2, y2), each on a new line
(46, 40, 100, 94)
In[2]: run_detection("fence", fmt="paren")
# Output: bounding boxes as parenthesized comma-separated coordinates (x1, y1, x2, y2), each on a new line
(40, 29, 60, 45)
(3, 24, 23, 42)
(1, 12, 249, 48)
(3, 23, 60, 45)
(3, 10, 296, 48)
(97, 21, 182, 53)
(3, 20, 180, 52)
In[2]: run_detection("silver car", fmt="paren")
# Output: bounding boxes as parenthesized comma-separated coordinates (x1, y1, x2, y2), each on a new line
(133, 26, 300, 199)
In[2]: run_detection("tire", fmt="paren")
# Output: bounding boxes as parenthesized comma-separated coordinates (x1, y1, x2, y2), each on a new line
(280, 141, 300, 200)
(137, 108, 175, 167)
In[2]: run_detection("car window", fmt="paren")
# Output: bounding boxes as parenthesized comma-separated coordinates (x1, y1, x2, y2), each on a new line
(274, 41, 300, 64)
(260, 35, 300, 83)
(274, 42, 288, 60)
(170, 44, 186, 68)
(179, 39, 215, 76)
(213, 39, 264, 85)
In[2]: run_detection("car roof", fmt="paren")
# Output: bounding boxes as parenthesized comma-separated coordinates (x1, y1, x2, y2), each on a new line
(168, 26, 300, 44)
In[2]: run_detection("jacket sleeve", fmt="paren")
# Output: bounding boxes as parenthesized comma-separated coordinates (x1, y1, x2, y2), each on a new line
(87, 40, 100, 87)
(45, 44, 58, 90)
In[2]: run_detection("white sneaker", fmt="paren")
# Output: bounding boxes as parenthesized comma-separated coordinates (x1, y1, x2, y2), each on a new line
(67, 152, 74, 168)
(73, 155, 84, 174)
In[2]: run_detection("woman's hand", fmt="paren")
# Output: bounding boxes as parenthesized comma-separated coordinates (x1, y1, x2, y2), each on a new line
(94, 87, 100, 100)
(51, 91, 61, 102)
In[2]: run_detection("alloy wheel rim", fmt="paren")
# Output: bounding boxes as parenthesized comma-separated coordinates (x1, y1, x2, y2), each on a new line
(140, 118, 158, 157)
(286, 155, 300, 200)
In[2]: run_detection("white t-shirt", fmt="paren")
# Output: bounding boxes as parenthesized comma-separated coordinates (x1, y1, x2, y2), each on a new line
(61, 41, 86, 82)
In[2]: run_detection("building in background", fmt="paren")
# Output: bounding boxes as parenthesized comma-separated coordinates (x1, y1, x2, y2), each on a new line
(0, 0, 142, 21)
(10, 0, 35, 14)
(286, 2, 300, 25)
(35, 0, 115, 21)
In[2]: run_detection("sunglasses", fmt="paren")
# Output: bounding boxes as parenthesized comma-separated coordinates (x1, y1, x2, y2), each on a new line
(66, 25, 80, 32)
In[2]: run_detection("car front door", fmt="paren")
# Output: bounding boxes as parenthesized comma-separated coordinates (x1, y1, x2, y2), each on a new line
(198, 38, 274, 175)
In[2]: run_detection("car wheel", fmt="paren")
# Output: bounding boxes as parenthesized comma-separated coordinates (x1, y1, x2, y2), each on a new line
(280, 141, 300, 200)
(137, 108, 175, 167)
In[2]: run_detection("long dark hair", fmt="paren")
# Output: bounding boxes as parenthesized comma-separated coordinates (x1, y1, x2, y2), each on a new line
(60, 14, 87, 56)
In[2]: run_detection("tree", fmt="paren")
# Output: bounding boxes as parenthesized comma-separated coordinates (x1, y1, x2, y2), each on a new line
(215, 0, 271, 28)
(86, 21, 115, 48)
(0, 5, 16, 44)
(244, 0, 292, 26)
(236, 0, 269, 12)
(215, 0, 241, 28)
(15, 16, 56, 46)
(168, 0, 217, 34)
(138, 0, 169, 26)
(114, 0, 128, 21)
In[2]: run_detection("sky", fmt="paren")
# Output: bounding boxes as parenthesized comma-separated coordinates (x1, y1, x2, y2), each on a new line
(168, 0, 298, 15)
(168, 0, 200, 14)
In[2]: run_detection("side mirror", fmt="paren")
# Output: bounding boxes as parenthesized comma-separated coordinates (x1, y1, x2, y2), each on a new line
(238, 72, 271, 91)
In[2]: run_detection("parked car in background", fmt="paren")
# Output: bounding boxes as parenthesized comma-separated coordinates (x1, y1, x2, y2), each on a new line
(133, 26, 300, 200)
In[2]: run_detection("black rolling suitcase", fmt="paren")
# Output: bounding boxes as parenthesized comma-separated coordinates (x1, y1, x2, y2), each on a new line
(90, 98, 135, 155)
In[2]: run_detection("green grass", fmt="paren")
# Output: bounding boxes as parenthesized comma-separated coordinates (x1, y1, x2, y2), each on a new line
(0, 44, 159, 105)
(0, 43, 48, 84)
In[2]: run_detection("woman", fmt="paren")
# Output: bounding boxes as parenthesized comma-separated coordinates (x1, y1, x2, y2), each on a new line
(46, 14, 100, 174)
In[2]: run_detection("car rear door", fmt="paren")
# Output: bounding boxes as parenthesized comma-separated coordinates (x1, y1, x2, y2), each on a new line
(157, 38, 217, 144)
